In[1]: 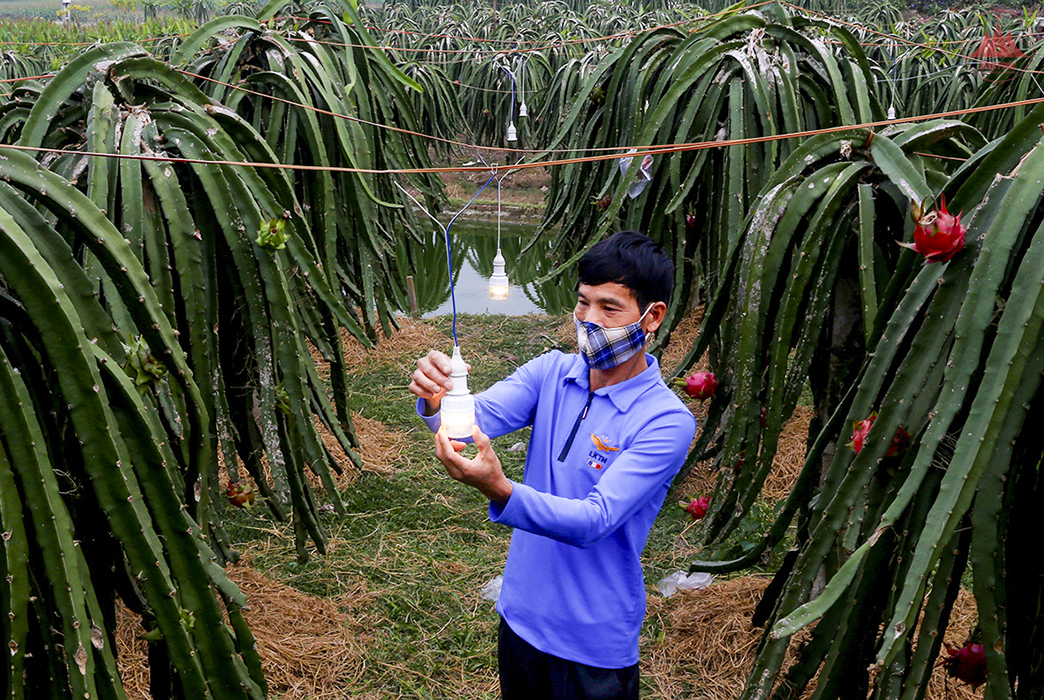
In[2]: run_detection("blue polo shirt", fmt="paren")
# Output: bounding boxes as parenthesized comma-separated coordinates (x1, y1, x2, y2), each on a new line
(419, 350, 696, 668)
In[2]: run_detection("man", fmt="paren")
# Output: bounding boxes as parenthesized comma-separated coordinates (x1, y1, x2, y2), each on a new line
(409, 231, 696, 700)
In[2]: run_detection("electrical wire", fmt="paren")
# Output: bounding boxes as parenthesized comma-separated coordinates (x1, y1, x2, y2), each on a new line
(393, 176, 495, 342)
(6, 91, 1044, 175)
(14, 2, 1044, 160)
(444, 174, 496, 345)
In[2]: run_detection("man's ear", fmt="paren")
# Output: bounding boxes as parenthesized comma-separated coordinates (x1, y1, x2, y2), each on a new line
(644, 301, 668, 334)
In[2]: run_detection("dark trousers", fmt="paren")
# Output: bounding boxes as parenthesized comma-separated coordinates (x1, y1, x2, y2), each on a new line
(498, 618, 640, 700)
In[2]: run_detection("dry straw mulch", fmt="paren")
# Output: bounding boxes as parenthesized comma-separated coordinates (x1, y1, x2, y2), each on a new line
(114, 571, 982, 699)
(115, 563, 370, 700)
(645, 576, 786, 699)
(303, 411, 407, 496)
(340, 316, 445, 376)
(657, 304, 813, 503)
(644, 575, 982, 700)
(676, 406, 812, 503)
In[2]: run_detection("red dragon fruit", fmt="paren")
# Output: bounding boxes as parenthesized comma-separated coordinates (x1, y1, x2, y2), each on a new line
(887, 425, 912, 458)
(683, 371, 718, 402)
(679, 495, 711, 520)
(849, 413, 877, 454)
(849, 412, 911, 459)
(899, 195, 966, 263)
(227, 481, 256, 509)
(941, 641, 987, 687)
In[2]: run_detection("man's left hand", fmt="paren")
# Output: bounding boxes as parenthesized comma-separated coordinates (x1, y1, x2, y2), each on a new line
(434, 426, 513, 505)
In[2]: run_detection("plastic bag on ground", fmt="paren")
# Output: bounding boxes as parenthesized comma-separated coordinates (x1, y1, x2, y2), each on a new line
(656, 570, 713, 598)
(480, 575, 503, 601)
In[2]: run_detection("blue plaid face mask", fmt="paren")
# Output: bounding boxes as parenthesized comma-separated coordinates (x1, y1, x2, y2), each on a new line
(574, 305, 653, 371)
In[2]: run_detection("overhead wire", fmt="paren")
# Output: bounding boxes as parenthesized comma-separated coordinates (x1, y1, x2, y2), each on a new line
(5, 1, 1044, 174)
(3, 92, 1043, 175)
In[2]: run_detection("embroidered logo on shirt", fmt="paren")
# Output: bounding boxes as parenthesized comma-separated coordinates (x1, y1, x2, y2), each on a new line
(591, 434, 620, 453)
(586, 457, 604, 471)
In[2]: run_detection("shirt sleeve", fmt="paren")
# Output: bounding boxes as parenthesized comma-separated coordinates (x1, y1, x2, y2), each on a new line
(488, 407, 696, 548)
(415, 397, 443, 433)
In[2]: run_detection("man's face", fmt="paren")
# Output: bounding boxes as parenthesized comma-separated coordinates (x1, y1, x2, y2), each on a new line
(574, 282, 642, 329)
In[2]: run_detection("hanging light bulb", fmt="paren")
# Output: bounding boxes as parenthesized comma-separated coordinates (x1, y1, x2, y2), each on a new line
(506, 121, 517, 142)
(440, 345, 475, 439)
(490, 174, 509, 300)
(519, 102, 528, 118)
(489, 249, 509, 300)
(887, 104, 896, 120)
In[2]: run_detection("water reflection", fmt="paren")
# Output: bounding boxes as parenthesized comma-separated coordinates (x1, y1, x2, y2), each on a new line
(403, 218, 576, 317)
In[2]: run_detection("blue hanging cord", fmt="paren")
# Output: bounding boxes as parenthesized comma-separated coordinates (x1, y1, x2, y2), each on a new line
(445, 174, 497, 345)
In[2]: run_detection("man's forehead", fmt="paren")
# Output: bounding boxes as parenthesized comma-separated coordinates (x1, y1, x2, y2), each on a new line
(577, 282, 638, 306)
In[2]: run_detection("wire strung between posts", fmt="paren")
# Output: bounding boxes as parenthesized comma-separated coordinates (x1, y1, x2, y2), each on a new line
(0, 74, 57, 84)
(169, 67, 679, 156)
(17, 2, 1039, 157)
(10, 91, 1042, 174)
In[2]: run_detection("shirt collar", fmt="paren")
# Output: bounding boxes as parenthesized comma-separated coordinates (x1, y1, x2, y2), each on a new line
(563, 352, 663, 412)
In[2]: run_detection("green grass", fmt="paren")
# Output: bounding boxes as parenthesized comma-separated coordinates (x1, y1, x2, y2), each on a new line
(221, 313, 774, 698)
(0, 0, 136, 20)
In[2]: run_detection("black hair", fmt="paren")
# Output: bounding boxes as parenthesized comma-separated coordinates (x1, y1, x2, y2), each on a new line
(576, 230, 674, 309)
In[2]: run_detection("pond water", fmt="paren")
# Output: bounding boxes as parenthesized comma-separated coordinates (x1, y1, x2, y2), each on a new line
(403, 216, 577, 317)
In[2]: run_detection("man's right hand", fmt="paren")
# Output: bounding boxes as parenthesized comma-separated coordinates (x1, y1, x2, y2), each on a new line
(409, 349, 453, 416)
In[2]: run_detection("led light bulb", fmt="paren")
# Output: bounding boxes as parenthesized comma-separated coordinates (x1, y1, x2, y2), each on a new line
(519, 102, 528, 118)
(506, 122, 517, 142)
(489, 249, 509, 300)
(440, 345, 475, 439)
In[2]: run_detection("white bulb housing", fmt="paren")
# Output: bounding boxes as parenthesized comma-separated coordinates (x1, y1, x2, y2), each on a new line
(887, 105, 896, 120)
(506, 122, 517, 142)
(489, 249, 509, 300)
(440, 345, 475, 439)
(519, 102, 528, 118)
